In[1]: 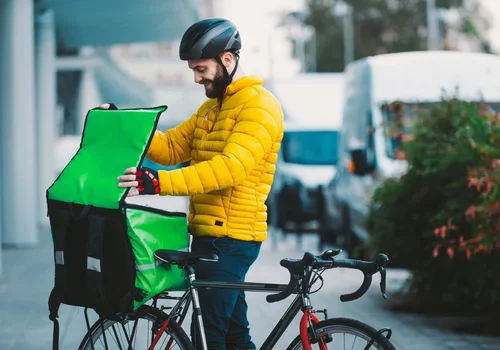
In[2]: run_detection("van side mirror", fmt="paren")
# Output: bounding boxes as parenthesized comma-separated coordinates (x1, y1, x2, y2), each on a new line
(348, 149, 372, 176)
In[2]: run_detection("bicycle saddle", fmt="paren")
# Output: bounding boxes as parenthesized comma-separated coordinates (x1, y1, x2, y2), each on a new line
(155, 249, 219, 265)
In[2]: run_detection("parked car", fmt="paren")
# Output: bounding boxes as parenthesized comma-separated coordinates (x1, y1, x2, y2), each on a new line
(267, 120, 340, 245)
(327, 50, 500, 256)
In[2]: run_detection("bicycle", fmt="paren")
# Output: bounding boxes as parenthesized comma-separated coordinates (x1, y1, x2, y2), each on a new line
(78, 248, 396, 349)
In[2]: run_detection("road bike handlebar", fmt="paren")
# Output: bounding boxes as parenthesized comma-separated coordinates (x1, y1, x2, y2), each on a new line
(266, 250, 389, 303)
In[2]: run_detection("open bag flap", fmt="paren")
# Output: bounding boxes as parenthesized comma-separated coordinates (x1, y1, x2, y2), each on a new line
(47, 106, 167, 209)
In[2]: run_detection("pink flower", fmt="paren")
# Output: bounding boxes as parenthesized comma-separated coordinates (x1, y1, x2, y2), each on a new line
(433, 247, 440, 258)
(446, 247, 455, 259)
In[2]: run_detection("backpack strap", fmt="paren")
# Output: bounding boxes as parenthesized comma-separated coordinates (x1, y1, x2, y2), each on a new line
(47, 207, 70, 350)
(48, 202, 91, 350)
(85, 214, 110, 316)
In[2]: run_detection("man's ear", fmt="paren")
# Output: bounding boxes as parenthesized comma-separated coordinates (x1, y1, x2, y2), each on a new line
(220, 51, 233, 68)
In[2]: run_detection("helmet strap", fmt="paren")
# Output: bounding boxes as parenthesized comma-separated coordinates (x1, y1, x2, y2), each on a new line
(215, 52, 239, 85)
(227, 53, 239, 84)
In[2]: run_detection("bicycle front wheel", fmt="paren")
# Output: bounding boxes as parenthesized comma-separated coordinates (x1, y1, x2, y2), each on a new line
(78, 305, 193, 350)
(286, 318, 396, 350)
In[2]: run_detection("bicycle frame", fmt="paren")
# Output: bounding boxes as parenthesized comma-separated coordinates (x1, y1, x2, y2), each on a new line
(86, 250, 391, 349)
(154, 277, 318, 350)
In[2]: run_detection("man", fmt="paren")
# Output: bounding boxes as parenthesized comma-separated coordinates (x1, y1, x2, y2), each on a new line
(104, 18, 284, 350)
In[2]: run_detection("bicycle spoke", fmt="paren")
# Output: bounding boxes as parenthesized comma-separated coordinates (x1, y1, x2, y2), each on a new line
(80, 309, 189, 350)
(110, 324, 124, 349)
(109, 323, 129, 349)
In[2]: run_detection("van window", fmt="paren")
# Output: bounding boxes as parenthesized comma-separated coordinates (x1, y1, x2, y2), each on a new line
(380, 101, 500, 159)
(282, 130, 339, 165)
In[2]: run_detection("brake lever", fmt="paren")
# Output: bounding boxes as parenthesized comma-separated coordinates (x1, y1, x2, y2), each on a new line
(376, 253, 389, 299)
(380, 268, 387, 299)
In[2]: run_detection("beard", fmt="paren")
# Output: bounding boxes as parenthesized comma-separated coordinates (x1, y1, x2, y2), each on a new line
(201, 64, 227, 101)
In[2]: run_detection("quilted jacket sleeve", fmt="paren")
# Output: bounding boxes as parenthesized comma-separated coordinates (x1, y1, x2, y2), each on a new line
(145, 112, 197, 166)
(157, 93, 282, 196)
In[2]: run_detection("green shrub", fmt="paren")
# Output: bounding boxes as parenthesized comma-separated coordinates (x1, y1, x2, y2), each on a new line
(366, 98, 500, 316)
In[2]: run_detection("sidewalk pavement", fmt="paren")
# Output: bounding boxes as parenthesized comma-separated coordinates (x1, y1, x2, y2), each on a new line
(0, 196, 499, 349)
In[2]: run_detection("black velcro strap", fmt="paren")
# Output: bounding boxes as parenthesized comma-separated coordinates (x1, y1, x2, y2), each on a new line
(85, 214, 109, 316)
(52, 319, 60, 350)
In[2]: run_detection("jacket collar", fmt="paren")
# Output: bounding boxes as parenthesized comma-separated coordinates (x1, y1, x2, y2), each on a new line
(225, 75, 263, 96)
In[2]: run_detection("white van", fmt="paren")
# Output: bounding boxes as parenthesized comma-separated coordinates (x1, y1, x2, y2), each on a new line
(265, 73, 344, 242)
(267, 120, 340, 237)
(327, 51, 500, 252)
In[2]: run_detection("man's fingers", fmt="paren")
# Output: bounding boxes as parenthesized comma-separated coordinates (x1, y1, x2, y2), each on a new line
(124, 167, 137, 174)
(99, 103, 110, 109)
(127, 189, 140, 197)
(117, 168, 138, 181)
(118, 181, 139, 188)
(117, 174, 136, 181)
(117, 168, 139, 191)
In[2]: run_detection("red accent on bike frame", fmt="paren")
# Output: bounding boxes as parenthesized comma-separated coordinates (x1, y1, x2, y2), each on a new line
(163, 320, 183, 350)
(148, 320, 169, 350)
(300, 309, 328, 350)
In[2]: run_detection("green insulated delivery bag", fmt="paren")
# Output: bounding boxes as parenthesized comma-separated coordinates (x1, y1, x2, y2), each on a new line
(46, 106, 189, 345)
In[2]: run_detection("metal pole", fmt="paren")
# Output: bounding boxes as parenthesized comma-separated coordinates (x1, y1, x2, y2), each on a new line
(300, 34, 307, 73)
(76, 66, 102, 135)
(342, 3, 354, 68)
(35, 8, 56, 228)
(0, 0, 38, 251)
(0, 0, 7, 276)
(306, 26, 317, 73)
(426, 0, 440, 50)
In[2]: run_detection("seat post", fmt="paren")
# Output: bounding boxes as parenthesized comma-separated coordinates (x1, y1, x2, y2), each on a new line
(186, 265, 208, 350)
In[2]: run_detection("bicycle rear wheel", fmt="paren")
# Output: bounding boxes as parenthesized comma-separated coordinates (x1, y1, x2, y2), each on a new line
(78, 305, 193, 350)
(286, 317, 395, 350)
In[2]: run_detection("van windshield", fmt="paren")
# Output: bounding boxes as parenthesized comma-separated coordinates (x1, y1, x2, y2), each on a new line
(282, 130, 339, 165)
(380, 101, 500, 159)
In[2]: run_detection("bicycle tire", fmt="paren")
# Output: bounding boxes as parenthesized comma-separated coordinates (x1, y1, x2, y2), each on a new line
(286, 317, 396, 350)
(78, 305, 194, 350)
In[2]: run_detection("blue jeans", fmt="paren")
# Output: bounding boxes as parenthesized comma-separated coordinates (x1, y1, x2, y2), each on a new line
(191, 236, 261, 350)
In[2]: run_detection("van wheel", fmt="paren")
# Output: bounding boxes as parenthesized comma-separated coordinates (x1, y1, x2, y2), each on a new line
(339, 204, 352, 251)
(267, 198, 278, 228)
(318, 193, 337, 250)
(337, 205, 371, 259)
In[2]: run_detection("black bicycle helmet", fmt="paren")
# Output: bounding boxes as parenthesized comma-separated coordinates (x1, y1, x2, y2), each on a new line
(179, 18, 241, 60)
(179, 18, 241, 84)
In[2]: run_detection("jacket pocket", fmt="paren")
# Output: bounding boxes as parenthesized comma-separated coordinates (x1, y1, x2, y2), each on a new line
(220, 189, 231, 220)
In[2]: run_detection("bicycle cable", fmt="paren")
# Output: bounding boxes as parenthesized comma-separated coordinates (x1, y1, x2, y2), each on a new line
(309, 268, 326, 294)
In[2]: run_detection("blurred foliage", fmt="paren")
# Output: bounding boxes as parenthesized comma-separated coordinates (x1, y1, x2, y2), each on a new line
(366, 98, 500, 317)
(286, 0, 492, 72)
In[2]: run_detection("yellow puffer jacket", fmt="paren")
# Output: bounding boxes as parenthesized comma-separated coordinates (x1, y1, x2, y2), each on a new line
(146, 75, 284, 242)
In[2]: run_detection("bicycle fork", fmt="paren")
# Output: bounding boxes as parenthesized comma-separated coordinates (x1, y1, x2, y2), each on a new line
(300, 294, 328, 350)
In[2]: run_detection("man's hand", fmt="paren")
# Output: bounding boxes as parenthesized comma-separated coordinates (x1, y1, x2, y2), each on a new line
(118, 167, 140, 197)
(118, 167, 160, 197)
(98, 103, 118, 110)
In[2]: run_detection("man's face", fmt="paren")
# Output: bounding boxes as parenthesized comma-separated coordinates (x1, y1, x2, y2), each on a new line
(188, 59, 226, 99)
